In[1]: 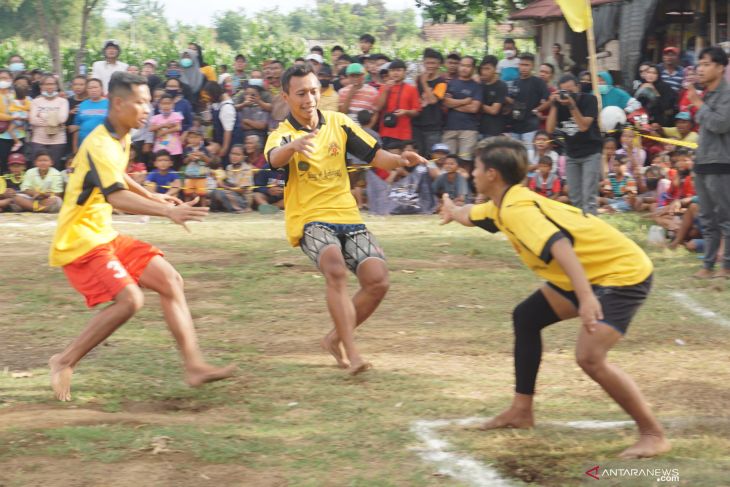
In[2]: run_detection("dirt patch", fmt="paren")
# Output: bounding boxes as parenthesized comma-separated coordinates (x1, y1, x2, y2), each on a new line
(0, 404, 244, 431)
(0, 455, 287, 487)
(390, 254, 520, 271)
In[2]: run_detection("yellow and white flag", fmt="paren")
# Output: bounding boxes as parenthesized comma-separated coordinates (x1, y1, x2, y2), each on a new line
(555, 0, 593, 33)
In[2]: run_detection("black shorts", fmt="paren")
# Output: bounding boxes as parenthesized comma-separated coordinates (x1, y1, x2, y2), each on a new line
(300, 222, 386, 274)
(547, 274, 653, 334)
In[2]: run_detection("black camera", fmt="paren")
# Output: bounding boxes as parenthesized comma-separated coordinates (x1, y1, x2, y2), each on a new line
(383, 112, 398, 128)
(559, 89, 569, 100)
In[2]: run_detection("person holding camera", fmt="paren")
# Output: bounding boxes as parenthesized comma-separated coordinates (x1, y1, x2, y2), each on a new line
(375, 60, 420, 147)
(546, 74, 603, 214)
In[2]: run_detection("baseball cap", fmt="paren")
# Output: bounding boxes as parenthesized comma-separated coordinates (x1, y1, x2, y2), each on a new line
(675, 111, 692, 121)
(345, 63, 365, 75)
(8, 153, 26, 165)
(305, 53, 324, 64)
(663, 46, 679, 54)
(103, 39, 120, 50)
(143, 59, 157, 68)
(431, 143, 450, 153)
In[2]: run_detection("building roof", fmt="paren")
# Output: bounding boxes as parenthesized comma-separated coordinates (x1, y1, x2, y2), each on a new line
(509, 0, 622, 20)
(422, 22, 472, 41)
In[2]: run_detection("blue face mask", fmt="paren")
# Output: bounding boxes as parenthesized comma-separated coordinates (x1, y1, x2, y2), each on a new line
(9, 62, 25, 72)
(166, 70, 181, 79)
(599, 84, 610, 95)
(180, 58, 193, 68)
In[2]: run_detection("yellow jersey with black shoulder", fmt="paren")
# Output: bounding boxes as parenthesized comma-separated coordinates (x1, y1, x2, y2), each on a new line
(49, 119, 130, 267)
(469, 185, 652, 290)
(265, 110, 380, 246)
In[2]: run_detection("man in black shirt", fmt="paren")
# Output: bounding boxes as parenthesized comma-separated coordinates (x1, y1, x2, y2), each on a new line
(546, 74, 603, 214)
(479, 55, 507, 137)
(506, 53, 550, 145)
(413, 48, 448, 155)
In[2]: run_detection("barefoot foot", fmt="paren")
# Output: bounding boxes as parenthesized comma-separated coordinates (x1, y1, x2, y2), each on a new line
(49, 354, 73, 402)
(347, 360, 372, 376)
(185, 363, 236, 387)
(477, 407, 535, 430)
(619, 434, 671, 459)
(694, 268, 714, 279)
(320, 335, 348, 369)
(713, 268, 730, 279)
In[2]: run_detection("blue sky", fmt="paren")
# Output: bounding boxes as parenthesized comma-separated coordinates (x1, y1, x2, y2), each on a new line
(105, 0, 419, 27)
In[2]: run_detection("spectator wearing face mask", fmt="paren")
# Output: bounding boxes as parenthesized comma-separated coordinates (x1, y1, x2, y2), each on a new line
(29, 75, 69, 170)
(7, 54, 26, 77)
(141, 59, 162, 93)
(497, 38, 520, 87)
(91, 40, 128, 92)
(180, 49, 205, 105)
(160, 78, 193, 133)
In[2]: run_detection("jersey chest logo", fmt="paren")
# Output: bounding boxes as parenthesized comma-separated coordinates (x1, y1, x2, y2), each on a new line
(328, 142, 341, 157)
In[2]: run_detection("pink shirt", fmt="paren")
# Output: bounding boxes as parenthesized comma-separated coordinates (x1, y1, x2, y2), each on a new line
(151, 111, 184, 155)
(30, 96, 69, 145)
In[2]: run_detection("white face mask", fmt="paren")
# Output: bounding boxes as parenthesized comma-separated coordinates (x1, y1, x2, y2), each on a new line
(0, 80, 11, 89)
(504, 50, 516, 59)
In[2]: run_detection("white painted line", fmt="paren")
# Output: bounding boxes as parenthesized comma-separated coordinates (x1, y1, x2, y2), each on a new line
(410, 417, 516, 487)
(410, 417, 644, 487)
(671, 291, 730, 328)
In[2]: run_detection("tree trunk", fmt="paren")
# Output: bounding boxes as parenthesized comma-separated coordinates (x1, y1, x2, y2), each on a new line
(32, 0, 62, 77)
(76, 0, 100, 75)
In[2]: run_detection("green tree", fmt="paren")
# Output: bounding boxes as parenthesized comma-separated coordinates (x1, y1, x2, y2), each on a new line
(416, 0, 524, 23)
(214, 9, 244, 49)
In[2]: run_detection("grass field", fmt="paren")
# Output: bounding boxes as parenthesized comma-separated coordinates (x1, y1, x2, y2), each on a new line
(1, 212, 729, 487)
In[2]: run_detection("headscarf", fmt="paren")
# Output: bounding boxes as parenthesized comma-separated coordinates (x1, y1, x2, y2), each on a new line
(598, 71, 631, 110)
(180, 49, 204, 93)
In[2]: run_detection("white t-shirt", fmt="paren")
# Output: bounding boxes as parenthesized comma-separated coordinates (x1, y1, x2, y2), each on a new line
(91, 60, 129, 92)
(214, 100, 237, 131)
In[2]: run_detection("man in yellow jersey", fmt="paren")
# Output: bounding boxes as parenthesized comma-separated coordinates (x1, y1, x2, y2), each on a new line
(265, 65, 427, 375)
(48, 72, 234, 401)
(440, 137, 670, 459)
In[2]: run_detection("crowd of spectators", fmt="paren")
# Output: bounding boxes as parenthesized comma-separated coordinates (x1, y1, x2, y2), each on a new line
(1, 35, 728, 276)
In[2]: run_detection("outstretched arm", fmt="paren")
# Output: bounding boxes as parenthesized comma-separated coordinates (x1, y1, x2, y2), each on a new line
(370, 149, 427, 171)
(107, 190, 207, 231)
(439, 194, 475, 227)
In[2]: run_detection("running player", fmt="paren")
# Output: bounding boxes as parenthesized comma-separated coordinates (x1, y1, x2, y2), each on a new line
(440, 136, 670, 459)
(48, 72, 234, 401)
(265, 64, 426, 375)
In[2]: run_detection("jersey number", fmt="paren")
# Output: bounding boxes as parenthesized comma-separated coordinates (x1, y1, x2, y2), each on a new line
(107, 261, 128, 279)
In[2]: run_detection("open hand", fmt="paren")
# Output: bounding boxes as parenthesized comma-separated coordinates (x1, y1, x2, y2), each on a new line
(166, 197, 209, 232)
(290, 130, 318, 159)
(150, 192, 183, 206)
(400, 150, 428, 167)
(439, 194, 456, 225)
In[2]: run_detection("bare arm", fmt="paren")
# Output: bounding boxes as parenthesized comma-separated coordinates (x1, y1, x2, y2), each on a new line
(551, 237, 603, 332)
(107, 189, 206, 227)
(442, 96, 470, 109)
(371, 149, 427, 171)
(483, 101, 503, 116)
(546, 103, 558, 134)
(439, 194, 475, 227)
(455, 99, 481, 113)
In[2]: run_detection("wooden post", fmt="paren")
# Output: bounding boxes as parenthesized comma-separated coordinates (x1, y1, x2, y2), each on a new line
(585, 0, 603, 127)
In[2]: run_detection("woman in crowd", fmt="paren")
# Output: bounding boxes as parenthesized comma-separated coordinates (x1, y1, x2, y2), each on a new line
(180, 49, 205, 107)
(29, 75, 70, 169)
(162, 77, 193, 133)
(72, 78, 108, 153)
(206, 81, 241, 162)
(0, 69, 21, 173)
(633, 64, 677, 126)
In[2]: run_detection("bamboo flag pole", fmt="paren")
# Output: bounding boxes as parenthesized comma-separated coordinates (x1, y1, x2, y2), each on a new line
(584, 0, 603, 129)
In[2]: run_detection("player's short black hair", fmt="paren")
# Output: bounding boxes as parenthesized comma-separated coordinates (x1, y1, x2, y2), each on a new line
(281, 64, 316, 94)
(461, 55, 477, 67)
(504, 38, 516, 46)
(541, 62, 555, 74)
(558, 73, 578, 85)
(698, 46, 729, 66)
(331, 45, 344, 52)
(356, 109, 372, 126)
(338, 54, 353, 63)
(359, 33, 375, 44)
(108, 71, 148, 99)
(235, 54, 247, 62)
(474, 136, 528, 186)
(310, 45, 324, 55)
(447, 52, 462, 61)
(423, 48, 443, 63)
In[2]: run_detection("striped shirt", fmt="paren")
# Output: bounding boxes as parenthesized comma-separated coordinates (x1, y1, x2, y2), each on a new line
(338, 84, 379, 123)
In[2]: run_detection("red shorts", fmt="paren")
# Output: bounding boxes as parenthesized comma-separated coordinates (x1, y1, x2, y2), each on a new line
(63, 235, 163, 308)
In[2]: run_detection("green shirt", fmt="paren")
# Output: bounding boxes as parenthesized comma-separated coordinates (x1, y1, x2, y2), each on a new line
(20, 167, 64, 194)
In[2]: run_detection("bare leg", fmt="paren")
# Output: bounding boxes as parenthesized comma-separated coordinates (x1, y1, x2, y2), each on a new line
(138, 256, 235, 386)
(669, 203, 698, 250)
(321, 258, 389, 369)
(318, 246, 369, 375)
(575, 325, 670, 458)
(480, 284, 576, 430)
(49, 285, 144, 401)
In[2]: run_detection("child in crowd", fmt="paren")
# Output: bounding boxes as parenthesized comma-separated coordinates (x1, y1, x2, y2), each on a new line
(14, 151, 63, 213)
(528, 156, 566, 202)
(633, 165, 663, 212)
(145, 150, 181, 197)
(150, 94, 184, 169)
(432, 154, 468, 208)
(152, 87, 165, 105)
(598, 155, 637, 213)
(126, 146, 148, 185)
(182, 129, 211, 205)
(206, 142, 222, 167)
(0, 153, 26, 212)
(653, 150, 696, 232)
(668, 200, 704, 253)
(8, 84, 31, 152)
(211, 144, 251, 213)
(601, 136, 619, 177)
(616, 127, 646, 176)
